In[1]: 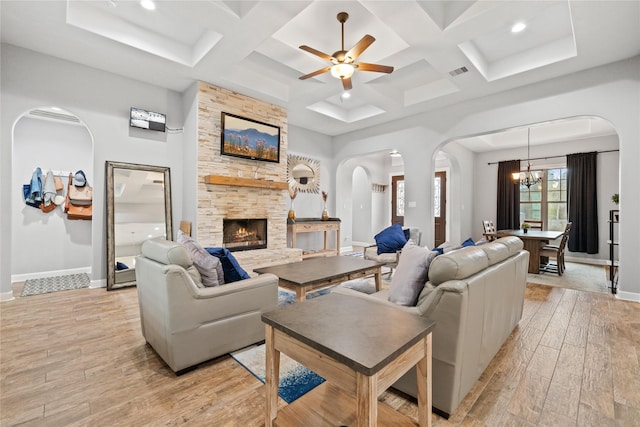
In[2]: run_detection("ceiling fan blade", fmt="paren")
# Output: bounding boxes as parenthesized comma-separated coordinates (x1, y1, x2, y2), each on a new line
(299, 66, 332, 80)
(342, 77, 353, 91)
(355, 62, 394, 74)
(299, 45, 335, 62)
(345, 35, 375, 62)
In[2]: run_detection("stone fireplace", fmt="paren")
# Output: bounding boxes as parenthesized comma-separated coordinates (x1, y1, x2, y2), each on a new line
(196, 81, 302, 273)
(223, 218, 267, 252)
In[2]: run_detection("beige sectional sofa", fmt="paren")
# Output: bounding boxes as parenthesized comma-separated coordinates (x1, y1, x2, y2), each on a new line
(333, 236, 529, 417)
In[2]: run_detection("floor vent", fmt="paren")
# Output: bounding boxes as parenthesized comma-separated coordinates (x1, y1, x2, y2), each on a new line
(449, 66, 469, 77)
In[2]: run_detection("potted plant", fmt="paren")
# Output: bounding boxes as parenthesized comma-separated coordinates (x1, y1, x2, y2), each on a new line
(611, 193, 619, 221)
(521, 222, 531, 234)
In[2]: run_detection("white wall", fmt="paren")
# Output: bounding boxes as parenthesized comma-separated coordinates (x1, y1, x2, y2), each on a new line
(351, 167, 371, 243)
(287, 124, 334, 251)
(474, 134, 620, 262)
(1, 43, 186, 297)
(12, 117, 93, 276)
(331, 57, 640, 301)
(179, 82, 200, 235)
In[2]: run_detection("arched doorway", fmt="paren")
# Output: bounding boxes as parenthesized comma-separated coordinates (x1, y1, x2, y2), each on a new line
(11, 107, 94, 287)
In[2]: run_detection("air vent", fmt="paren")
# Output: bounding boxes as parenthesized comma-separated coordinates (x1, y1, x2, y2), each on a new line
(449, 66, 468, 77)
(29, 109, 82, 124)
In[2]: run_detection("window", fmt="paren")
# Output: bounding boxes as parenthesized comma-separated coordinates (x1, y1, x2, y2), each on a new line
(396, 179, 405, 217)
(520, 168, 567, 231)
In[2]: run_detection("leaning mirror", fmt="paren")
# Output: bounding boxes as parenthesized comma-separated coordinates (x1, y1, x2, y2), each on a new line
(106, 161, 172, 290)
(287, 154, 320, 193)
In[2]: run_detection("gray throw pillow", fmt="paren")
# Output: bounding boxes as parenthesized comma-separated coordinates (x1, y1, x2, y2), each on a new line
(177, 231, 225, 287)
(388, 242, 439, 306)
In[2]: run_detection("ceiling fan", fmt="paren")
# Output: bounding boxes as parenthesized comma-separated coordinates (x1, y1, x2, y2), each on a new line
(298, 12, 394, 91)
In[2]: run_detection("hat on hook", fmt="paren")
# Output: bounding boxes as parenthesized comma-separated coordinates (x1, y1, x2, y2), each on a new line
(53, 194, 65, 206)
(73, 170, 87, 187)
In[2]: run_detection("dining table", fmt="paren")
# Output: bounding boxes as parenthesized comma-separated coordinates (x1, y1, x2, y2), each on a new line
(490, 229, 564, 274)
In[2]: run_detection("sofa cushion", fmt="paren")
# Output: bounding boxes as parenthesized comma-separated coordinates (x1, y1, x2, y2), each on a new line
(494, 236, 524, 256)
(142, 238, 192, 268)
(177, 231, 224, 287)
(374, 223, 408, 255)
(141, 238, 203, 285)
(427, 246, 489, 286)
(205, 247, 251, 283)
(388, 242, 439, 306)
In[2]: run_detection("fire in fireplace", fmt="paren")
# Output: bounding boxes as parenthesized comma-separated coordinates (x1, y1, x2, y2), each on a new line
(223, 218, 267, 252)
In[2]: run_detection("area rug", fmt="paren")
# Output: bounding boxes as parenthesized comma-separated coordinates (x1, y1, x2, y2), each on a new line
(527, 262, 608, 294)
(230, 344, 325, 403)
(21, 273, 90, 297)
(277, 277, 383, 306)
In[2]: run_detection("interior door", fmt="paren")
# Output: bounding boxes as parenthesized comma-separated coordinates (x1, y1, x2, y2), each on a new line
(391, 175, 404, 226)
(434, 171, 446, 246)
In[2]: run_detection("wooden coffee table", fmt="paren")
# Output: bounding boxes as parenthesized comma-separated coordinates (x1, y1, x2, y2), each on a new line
(262, 293, 436, 426)
(254, 256, 383, 302)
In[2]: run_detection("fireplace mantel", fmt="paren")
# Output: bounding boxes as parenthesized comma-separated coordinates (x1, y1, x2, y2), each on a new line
(204, 175, 288, 190)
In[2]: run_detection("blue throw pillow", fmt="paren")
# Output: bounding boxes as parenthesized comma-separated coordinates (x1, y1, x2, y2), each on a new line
(432, 247, 444, 255)
(403, 228, 411, 241)
(205, 247, 250, 283)
(374, 223, 408, 255)
(115, 261, 129, 271)
(461, 237, 476, 248)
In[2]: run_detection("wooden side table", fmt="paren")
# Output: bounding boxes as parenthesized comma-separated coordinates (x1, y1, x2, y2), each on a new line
(262, 293, 436, 426)
(287, 218, 340, 259)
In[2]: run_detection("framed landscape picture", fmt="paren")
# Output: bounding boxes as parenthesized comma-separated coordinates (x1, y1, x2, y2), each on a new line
(220, 112, 281, 163)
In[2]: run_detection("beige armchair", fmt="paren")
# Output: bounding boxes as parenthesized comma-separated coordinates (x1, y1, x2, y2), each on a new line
(364, 227, 421, 276)
(135, 239, 279, 374)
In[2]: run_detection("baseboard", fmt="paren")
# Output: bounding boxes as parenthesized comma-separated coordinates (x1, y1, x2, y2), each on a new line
(564, 256, 608, 266)
(11, 267, 91, 283)
(90, 279, 106, 289)
(0, 291, 15, 302)
(350, 241, 370, 248)
(615, 290, 640, 303)
(340, 246, 353, 254)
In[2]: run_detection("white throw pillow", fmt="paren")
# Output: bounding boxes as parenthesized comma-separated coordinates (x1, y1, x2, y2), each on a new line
(388, 242, 439, 306)
(177, 230, 225, 287)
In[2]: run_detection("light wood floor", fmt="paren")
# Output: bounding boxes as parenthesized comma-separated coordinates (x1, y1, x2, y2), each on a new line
(1, 282, 639, 426)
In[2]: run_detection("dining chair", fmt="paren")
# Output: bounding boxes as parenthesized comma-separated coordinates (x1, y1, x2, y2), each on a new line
(524, 219, 543, 230)
(539, 222, 572, 275)
(482, 220, 497, 240)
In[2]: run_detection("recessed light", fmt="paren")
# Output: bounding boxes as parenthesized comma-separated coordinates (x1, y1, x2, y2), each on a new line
(341, 91, 351, 99)
(140, 0, 156, 11)
(511, 22, 526, 33)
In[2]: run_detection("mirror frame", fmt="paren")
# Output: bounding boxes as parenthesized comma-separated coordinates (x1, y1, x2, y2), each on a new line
(106, 161, 173, 291)
(287, 154, 320, 193)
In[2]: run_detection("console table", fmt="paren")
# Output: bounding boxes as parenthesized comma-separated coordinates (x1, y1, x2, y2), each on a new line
(287, 218, 340, 259)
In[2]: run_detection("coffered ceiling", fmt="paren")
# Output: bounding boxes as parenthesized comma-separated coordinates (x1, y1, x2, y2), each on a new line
(2, 1, 639, 141)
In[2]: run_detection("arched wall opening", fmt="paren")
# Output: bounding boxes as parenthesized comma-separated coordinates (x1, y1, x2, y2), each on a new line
(336, 150, 405, 250)
(11, 107, 95, 288)
(431, 116, 619, 262)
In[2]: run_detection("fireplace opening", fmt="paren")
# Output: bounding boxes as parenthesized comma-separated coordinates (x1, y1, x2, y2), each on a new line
(223, 218, 267, 252)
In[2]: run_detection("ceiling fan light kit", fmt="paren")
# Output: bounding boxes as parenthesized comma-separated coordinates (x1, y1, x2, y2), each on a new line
(330, 63, 354, 79)
(299, 11, 394, 90)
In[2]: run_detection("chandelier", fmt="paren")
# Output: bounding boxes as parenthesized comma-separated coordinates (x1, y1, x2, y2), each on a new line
(512, 128, 543, 188)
